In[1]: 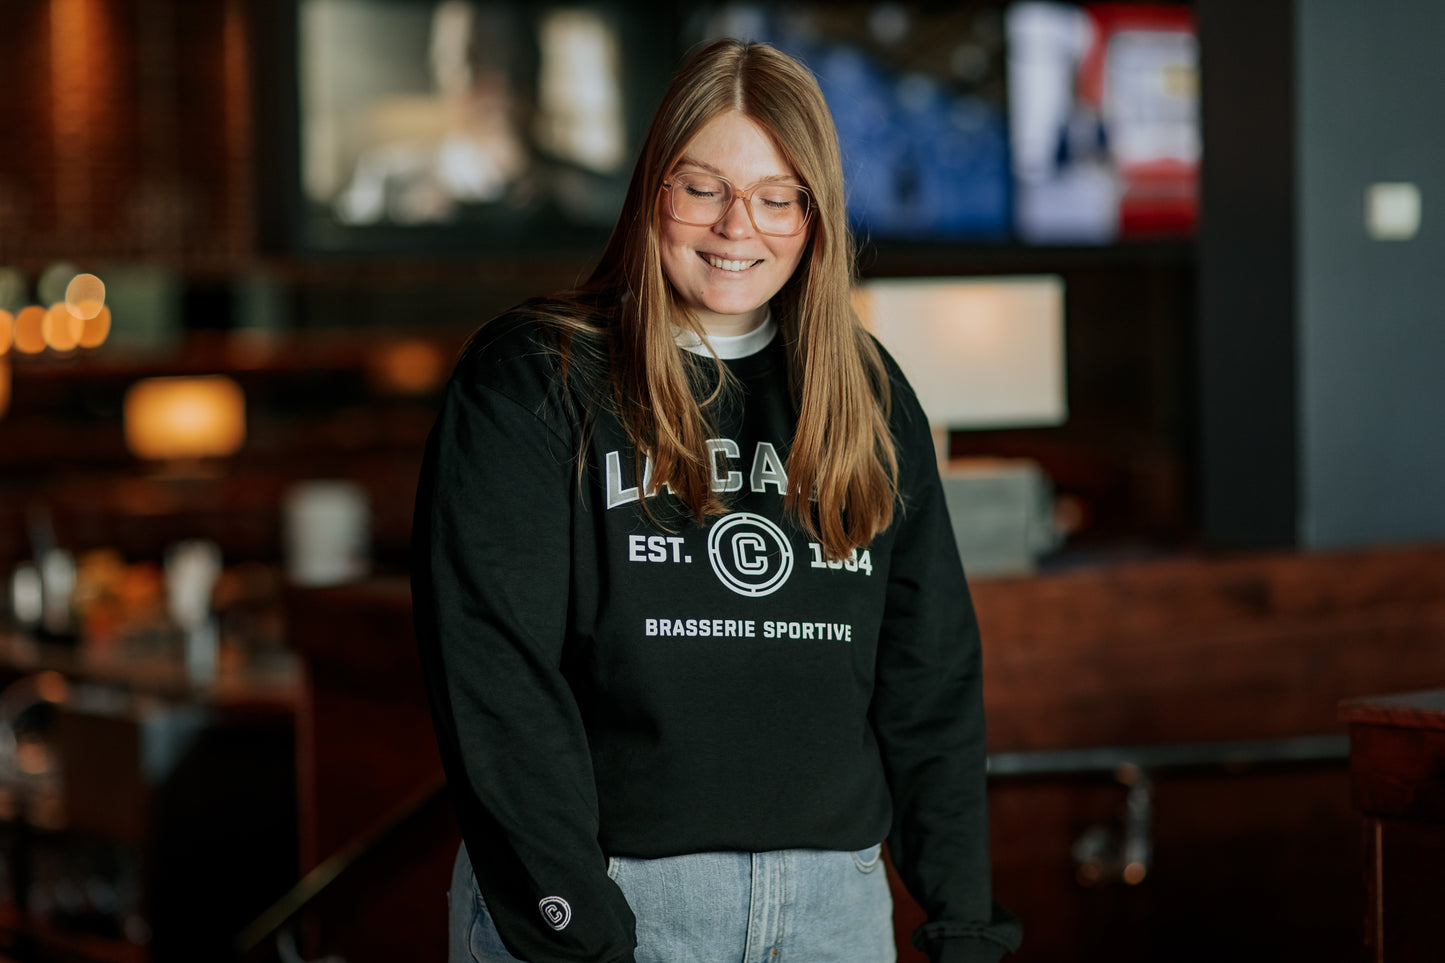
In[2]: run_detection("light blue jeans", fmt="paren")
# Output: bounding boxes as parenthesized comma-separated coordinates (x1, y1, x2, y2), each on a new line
(450, 842, 896, 962)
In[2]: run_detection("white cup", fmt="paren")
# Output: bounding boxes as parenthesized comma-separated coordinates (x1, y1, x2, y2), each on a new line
(283, 481, 371, 586)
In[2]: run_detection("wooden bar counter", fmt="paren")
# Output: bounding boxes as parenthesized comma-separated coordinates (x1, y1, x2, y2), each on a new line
(280, 543, 1445, 963)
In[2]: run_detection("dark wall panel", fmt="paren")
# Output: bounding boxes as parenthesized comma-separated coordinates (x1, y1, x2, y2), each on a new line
(1195, 0, 1298, 547)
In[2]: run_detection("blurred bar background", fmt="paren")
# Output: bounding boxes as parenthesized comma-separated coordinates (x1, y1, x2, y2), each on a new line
(0, 1, 1443, 961)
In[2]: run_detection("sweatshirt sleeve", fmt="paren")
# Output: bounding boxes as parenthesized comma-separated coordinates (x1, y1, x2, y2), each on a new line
(411, 337, 638, 962)
(870, 378, 1023, 963)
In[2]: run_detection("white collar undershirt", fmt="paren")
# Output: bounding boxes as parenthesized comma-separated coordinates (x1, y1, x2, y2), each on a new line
(673, 310, 777, 360)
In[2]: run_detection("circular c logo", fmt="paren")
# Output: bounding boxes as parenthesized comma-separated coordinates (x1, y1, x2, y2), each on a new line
(707, 512, 794, 597)
(538, 896, 571, 931)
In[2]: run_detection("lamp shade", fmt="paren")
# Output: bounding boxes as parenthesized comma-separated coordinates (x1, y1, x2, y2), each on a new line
(855, 275, 1067, 430)
(124, 375, 246, 460)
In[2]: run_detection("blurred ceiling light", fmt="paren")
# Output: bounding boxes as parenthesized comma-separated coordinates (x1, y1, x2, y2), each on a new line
(79, 304, 111, 348)
(0, 310, 12, 356)
(369, 339, 446, 395)
(43, 303, 83, 352)
(65, 272, 105, 320)
(124, 375, 247, 460)
(13, 306, 47, 354)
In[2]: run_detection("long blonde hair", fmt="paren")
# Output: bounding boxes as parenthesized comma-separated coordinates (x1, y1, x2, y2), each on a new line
(544, 39, 898, 559)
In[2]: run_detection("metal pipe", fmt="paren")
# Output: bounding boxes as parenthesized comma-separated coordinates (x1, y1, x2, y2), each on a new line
(986, 733, 1349, 779)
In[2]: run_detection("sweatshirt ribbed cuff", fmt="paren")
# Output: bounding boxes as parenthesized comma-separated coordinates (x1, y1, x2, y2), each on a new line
(914, 907, 1022, 963)
(929, 937, 1009, 963)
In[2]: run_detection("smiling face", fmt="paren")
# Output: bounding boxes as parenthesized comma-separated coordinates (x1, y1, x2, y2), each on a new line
(658, 111, 811, 338)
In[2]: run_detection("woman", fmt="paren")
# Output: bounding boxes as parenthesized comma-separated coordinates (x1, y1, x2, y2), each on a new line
(412, 38, 1020, 963)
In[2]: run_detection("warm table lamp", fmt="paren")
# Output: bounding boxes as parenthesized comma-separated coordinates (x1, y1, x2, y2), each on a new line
(855, 275, 1067, 575)
(123, 375, 247, 463)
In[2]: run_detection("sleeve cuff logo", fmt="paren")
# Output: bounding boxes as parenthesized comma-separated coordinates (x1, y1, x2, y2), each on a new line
(538, 896, 572, 931)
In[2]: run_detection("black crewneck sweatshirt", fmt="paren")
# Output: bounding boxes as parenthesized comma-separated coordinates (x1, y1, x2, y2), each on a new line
(412, 309, 1021, 962)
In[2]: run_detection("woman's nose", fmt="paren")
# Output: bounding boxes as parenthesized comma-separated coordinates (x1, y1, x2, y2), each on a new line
(713, 195, 754, 237)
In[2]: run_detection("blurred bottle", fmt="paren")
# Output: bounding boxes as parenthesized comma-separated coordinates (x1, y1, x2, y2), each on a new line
(283, 480, 371, 586)
(163, 540, 223, 684)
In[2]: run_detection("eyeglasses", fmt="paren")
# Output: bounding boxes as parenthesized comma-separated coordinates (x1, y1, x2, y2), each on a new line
(662, 171, 814, 237)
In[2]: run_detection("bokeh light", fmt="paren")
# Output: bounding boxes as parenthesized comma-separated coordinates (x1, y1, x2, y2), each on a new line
(14, 306, 47, 354)
(124, 376, 247, 460)
(65, 273, 106, 320)
(43, 302, 84, 352)
(34, 670, 70, 705)
(37, 262, 79, 307)
(369, 340, 447, 395)
(0, 267, 24, 313)
(79, 304, 111, 348)
(0, 309, 13, 356)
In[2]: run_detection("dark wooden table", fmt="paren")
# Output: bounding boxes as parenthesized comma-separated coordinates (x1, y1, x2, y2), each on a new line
(0, 632, 300, 963)
(1338, 688, 1445, 963)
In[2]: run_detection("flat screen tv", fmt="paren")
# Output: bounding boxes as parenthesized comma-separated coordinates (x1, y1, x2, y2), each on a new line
(1007, 1, 1199, 244)
(268, 0, 1196, 255)
(283, 0, 669, 255)
(685, 3, 1013, 243)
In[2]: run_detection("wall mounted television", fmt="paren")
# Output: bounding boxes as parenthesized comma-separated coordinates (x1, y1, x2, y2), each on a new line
(259, 0, 1196, 257)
